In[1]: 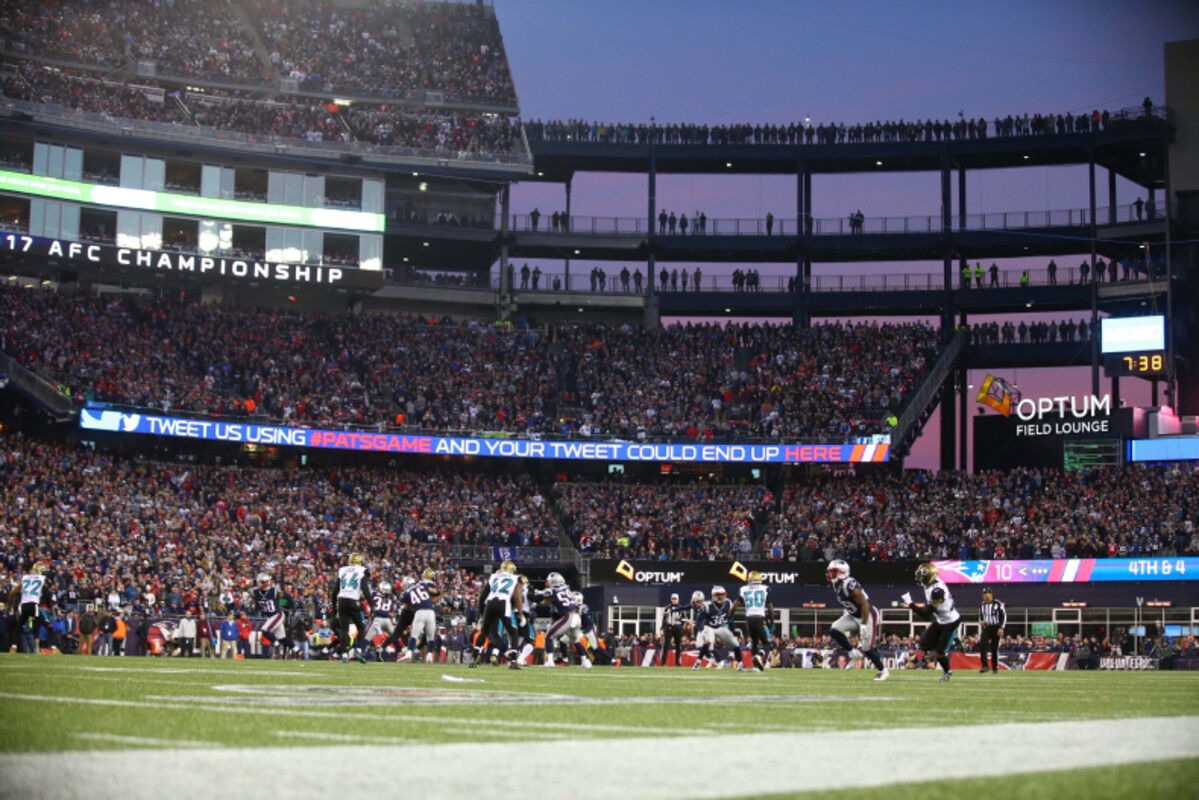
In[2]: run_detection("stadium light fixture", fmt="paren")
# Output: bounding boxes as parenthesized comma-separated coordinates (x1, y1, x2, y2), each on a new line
(875, 160, 883, 166)
(402, 257, 409, 262)
(725, 308, 731, 313)
(725, 162, 733, 168)
(412, 172, 419, 177)
(1023, 155, 1030, 160)
(577, 307, 584, 312)
(1139, 152, 1147, 157)
(422, 242, 430, 247)
(573, 250, 581, 255)
(1025, 302, 1033, 308)
(537, 172, 544, 177)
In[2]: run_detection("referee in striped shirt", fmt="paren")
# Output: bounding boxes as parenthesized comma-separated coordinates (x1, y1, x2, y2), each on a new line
(979, 588, 1006, 673)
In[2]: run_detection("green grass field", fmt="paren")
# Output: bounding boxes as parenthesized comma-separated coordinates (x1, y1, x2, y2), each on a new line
(1, 655, 1196, 799)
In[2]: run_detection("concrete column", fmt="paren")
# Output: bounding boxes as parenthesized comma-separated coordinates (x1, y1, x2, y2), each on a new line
(564, 176, 572, 288)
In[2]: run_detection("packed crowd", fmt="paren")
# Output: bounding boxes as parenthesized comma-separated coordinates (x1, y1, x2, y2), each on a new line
(554, 481, 774, 560)
(0, 0, 264, 82)
(254, 0, 516, 105)
(525, 103, 1159, 146)
(2, 62, 523, 157)
(1, 286, 935, 439)
(764, 466, 1199, 563)
(0, 437, 563, 632)
(0, 0, 517, 105)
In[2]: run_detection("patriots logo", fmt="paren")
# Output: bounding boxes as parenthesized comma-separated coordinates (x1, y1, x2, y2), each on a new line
(932, 560, 990, 583)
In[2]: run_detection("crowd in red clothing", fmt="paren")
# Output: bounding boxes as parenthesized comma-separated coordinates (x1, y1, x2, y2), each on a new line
(1, 286, 934, 440)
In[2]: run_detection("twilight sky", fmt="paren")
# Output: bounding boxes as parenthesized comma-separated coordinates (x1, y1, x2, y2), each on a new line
(492, 0, 1198, 470)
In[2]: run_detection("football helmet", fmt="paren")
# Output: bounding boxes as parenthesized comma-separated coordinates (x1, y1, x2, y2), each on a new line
(421, 568, 436, 582)
(348, 553, 364, 566)
(256, 572, 271, 589)
(826, 559, 850, 584)
(32, 562, 46, 575)
(691, 590, 705, 607)
(547, 572, 566, 588)
(711, 585, 727, 602)
(378, 581, 392, 595)
(915, 562, 938, 586)
(518, 575, 529, 586)
(500, 560, 517, 574)
(747, 571, 763, 584)
(572, 592, 584, 606)
(401, 576, 416, 591)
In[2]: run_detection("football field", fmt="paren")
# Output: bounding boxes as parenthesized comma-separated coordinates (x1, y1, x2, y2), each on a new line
(0, 656, 1197, 799)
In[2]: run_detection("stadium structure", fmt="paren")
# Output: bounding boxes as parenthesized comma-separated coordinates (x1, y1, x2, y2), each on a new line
(1, 8, 1198, 790)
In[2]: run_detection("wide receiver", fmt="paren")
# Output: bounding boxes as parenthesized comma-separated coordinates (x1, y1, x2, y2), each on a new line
(826, 559, 889, 681)
(334, 553, 371, 663)
(473, 560, 523, 667)
(905, 562, 962, 682)
(733, 571, 773, 671)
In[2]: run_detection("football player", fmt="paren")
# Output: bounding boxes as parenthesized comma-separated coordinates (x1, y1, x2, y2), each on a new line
(658, 592, 689, 667)
(826, 560, 888, 681)
(733, 571, 774, 671)
(18, 562, 50, 652)
(905, 562, 961, 682)
(573, 591, 598, 652)
(512, 575, 538, 666)
(473, 561, 522, 667)
(401, 571, 438, 663)
(335, 553, 371, 663)
(365, 580, 397, 660)
(252, 573, 291, 659)
(541, 572, 591, 668)
(694, 585, 744, 671)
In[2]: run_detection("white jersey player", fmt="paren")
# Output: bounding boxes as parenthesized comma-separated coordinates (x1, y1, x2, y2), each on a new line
(334, 553, 370, 663)
(905, 562, 962, 681)
(733, 571, 773, 671)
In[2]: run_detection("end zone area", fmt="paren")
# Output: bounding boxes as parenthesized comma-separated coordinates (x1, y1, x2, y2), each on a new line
(0, 657, 1196, 799)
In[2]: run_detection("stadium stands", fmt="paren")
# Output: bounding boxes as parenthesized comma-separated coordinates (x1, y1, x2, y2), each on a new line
(0, 437, 557, 617)
(0, 286, 936, 439)
(0, 61, 523, 158)
(0, 0, 517, 107)
(554, 481, 774, 560)
(765, 468, 1199, 562)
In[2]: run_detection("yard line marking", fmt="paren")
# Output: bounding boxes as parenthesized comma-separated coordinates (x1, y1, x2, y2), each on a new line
(71, 733, 217, 748)
(272, 731, 419, 746)
(0, 691, 691, 736)
(1, 715, 1195, 800)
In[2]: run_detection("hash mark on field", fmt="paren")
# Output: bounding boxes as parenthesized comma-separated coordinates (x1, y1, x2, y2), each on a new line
(274, 731, 419, 746)
(72, 733, 218, 749)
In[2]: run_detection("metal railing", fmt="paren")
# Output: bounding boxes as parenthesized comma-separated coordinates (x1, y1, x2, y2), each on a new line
(504, 262, 1163, 295)
(0, 350, 75, 419)
(0, 97, 532, 169)
(508, 204, 1160, 238)
(890, 330, 967, 457)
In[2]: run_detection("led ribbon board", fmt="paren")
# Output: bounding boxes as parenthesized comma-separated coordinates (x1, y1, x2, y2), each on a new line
(79, 408, 890, 463)
(933, 558, 1197, 583)
(0, 170, 385, 233)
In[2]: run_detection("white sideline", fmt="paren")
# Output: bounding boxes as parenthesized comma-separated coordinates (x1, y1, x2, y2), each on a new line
(0, 715, 1196, 800)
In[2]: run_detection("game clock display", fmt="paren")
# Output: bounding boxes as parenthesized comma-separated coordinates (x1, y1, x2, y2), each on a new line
(1104, 351, 1166, 377)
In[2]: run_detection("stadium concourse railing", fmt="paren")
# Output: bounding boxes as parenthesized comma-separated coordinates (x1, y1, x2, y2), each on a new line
(524, 103, 1175, 145)
(0, 97, 533, 171)
(500, 262, 1165, 294)
(0, 350, 75, 420)
(509, 202, 1155, 237)
(889, 330, 968, 458)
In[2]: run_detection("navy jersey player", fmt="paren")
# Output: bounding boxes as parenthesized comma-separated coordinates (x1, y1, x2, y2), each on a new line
(694, 586, 744, 670)
(733, 571, 774, 671)
(335, 553, 370, 663)
(252, 573, 291, 658)
(826, 560, 888, 681)
(365, 580, 397, 657)
(541, 572, 591, 668)
(905, 562, 962, 682)
(401, 571, 439, 662)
